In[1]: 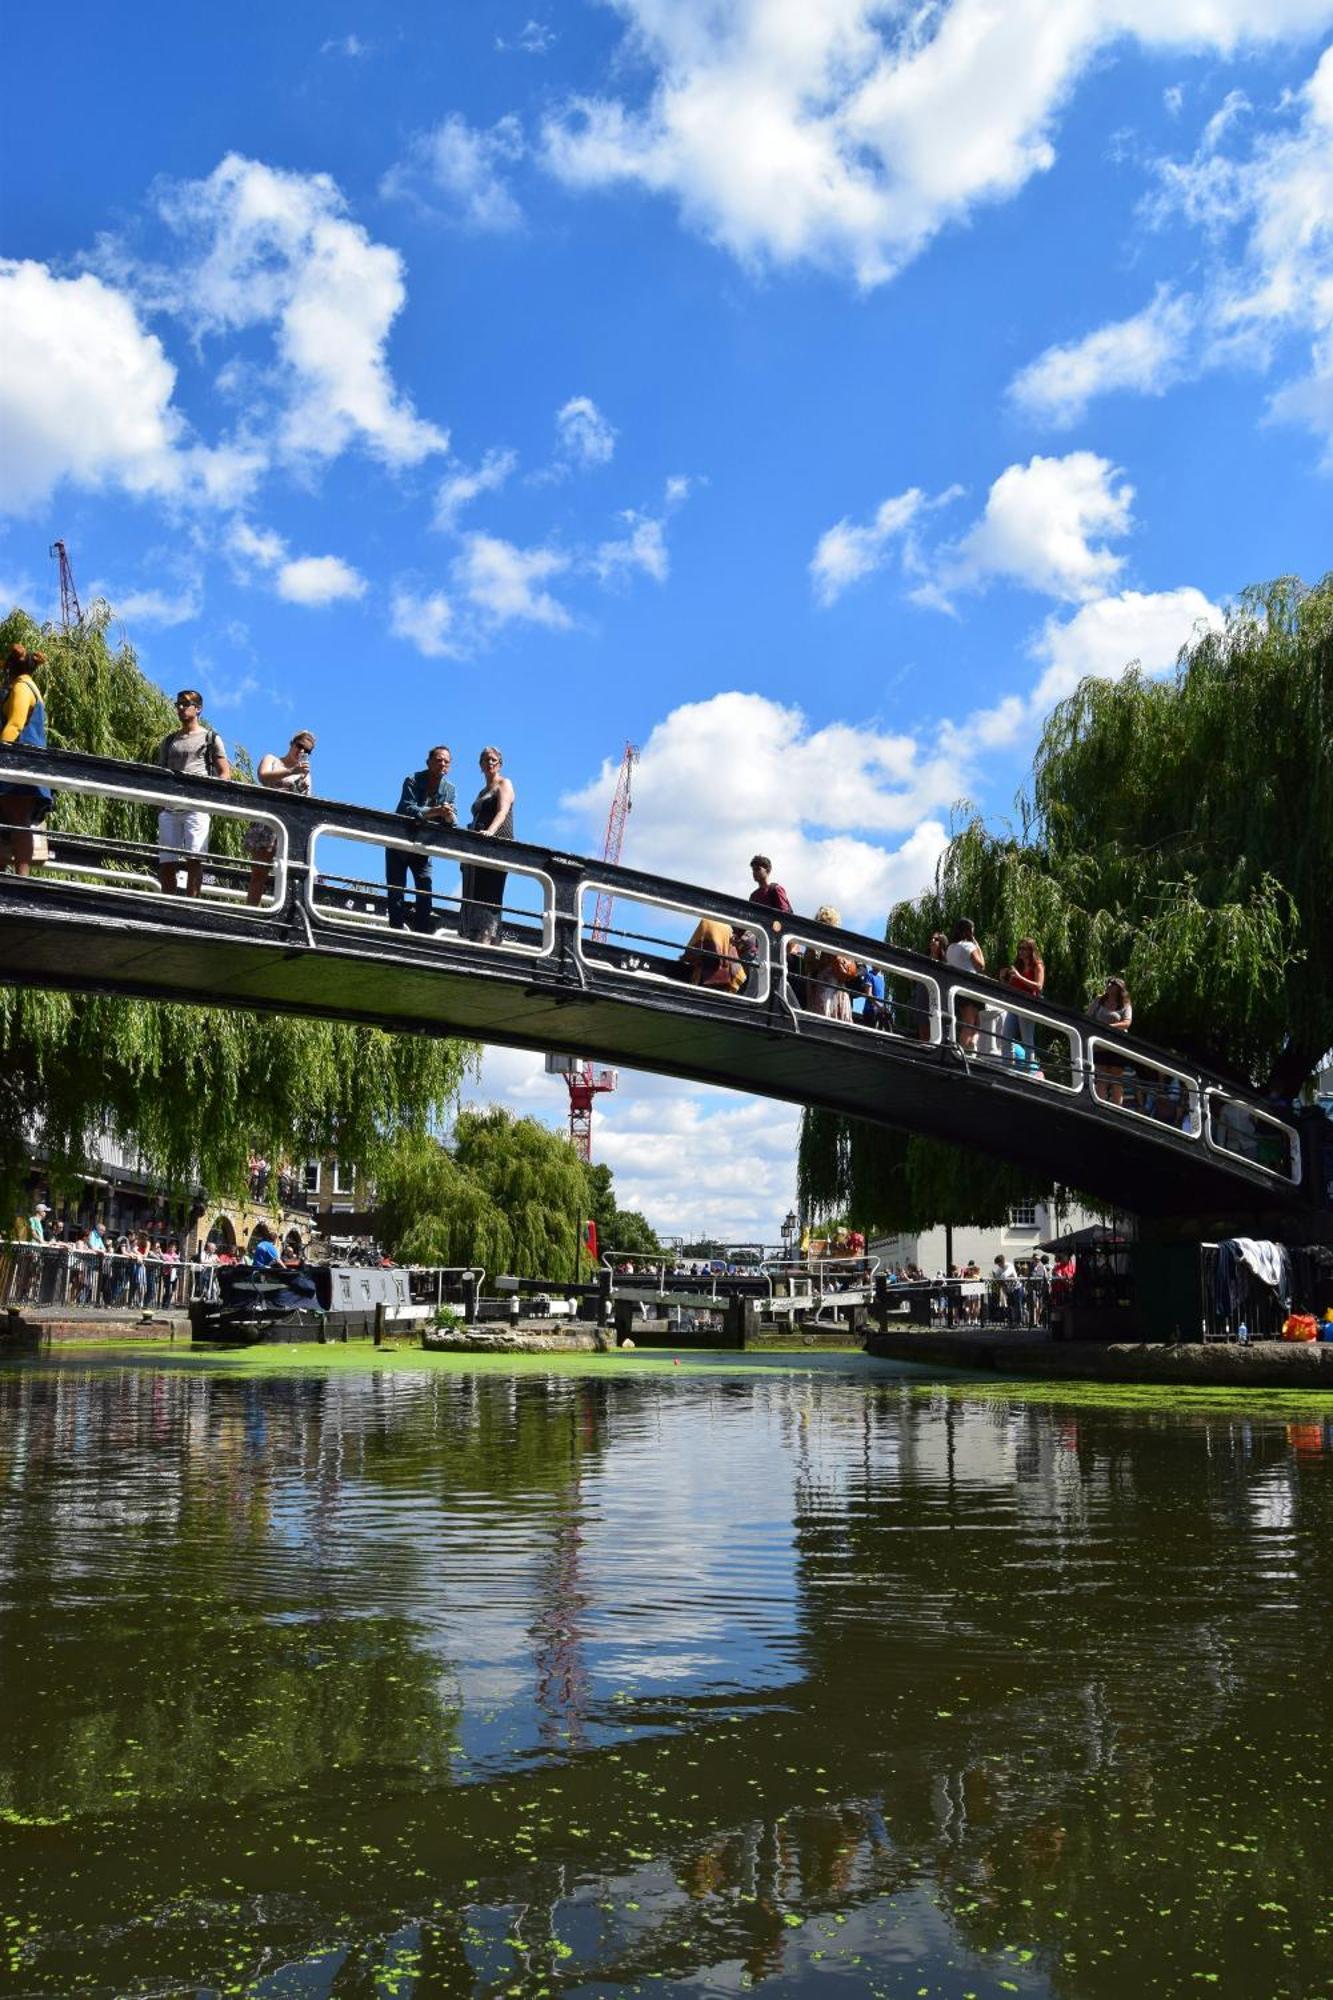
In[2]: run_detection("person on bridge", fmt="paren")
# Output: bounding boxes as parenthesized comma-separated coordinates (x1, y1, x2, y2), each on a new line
(1088, 976, 1133, 1105)
(389, 745, 457, 933)
(0, 644, 53, 878)
(245, 731, 316, 905)
(1000, 936, 1045, 1064)
(946, 919, 986, 1053)
(802, 907, 860, 1021)
(681, 917, 745, 990)
(908, 931, 948, 1042)
(748, 855, 792, 914)
(155, 690, 231, 899)
(461, 746, 515, 944)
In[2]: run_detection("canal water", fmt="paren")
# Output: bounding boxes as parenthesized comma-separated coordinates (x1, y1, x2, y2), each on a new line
(1, 1348, 1331, 1999)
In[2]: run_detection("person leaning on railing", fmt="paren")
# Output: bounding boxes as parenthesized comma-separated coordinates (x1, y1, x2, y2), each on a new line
(1088, 976, 1133, 1105)
(245, 731, 316, 905)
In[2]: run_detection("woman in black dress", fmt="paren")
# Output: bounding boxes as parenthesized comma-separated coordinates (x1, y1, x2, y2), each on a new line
(461, 745, 515, 943)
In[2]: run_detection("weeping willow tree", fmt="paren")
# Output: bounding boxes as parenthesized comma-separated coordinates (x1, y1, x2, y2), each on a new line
(801, 572, 1333, 1232)
(373, 1110, 601, 1278)
(0, 607, 473, 1208)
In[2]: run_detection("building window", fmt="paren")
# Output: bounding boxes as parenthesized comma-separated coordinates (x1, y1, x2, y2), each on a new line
(1009, 1201, 1037, 1229)
(332, 1160, 354, 1197)
(303, 1160, 320, 1196)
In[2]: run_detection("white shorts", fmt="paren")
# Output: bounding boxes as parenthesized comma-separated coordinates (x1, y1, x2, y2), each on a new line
(158, 809, 211, 864)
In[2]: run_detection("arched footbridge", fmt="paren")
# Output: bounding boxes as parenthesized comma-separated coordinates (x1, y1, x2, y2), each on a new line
(0, 746, 1325, 1225)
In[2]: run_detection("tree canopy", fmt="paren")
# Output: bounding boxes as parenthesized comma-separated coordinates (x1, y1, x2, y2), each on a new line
(0, 607, 472, 1210)
(373, 1108, 659, 1279)
(800, 573, 1332, 1233)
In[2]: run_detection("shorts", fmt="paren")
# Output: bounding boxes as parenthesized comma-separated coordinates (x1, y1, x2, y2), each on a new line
(158, 809, 211, 864)
(243, 822, 277, 862)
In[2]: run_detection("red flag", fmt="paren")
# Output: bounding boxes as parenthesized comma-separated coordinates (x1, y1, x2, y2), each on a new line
(583, 1218, 599, 1265)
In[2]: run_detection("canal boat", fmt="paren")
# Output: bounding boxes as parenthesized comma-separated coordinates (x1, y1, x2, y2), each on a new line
(189, 1263, 427, 1346)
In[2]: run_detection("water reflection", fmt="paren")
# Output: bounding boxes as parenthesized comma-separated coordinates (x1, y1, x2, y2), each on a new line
(0, 1354, 1330, 1996)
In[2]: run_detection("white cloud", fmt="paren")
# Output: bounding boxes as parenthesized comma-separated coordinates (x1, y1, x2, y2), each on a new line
(454, 532, 572, 628)
(275, 554, 367, 606)
(0, 260, 258, 516)
(563, 690, 954, 929)
(592, 511, 669, 585)
(940, 585, 1224, 757)
(497, 19, 554, 55)
(382, 114, 525, 230)
(1009, 287, 1197, 426)
(106, 582, 203, 627)
(390, 585, 458, 658)
(127, 154, 448, 470)
(592, 474, 692, 585)
(816, 454, 1136, 611)
(810, 488, 927, 606)
(932, 453, 1134, 606)
(224, 516, 365, 608)
(321, 33, 367, 57)
(433, 447, 519, 530)
(555, 394, 617, 468)
(1023, 49, 1333, 459)
(540, 0, 1333, 287)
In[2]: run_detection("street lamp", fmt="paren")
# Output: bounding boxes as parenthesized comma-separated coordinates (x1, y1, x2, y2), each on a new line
(781, 1208, 798, 1260)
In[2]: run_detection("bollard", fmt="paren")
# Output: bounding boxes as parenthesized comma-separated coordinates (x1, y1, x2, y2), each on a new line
(873, 1273, 890, 1337)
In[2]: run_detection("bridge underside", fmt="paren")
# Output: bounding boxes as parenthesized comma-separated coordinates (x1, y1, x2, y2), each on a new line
(0, 896, 1309, 1230)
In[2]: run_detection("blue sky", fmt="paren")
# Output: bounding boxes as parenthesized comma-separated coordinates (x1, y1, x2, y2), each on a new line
(4, 1, 1331, 1241)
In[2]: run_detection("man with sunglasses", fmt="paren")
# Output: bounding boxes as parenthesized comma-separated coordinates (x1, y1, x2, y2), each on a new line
(155, 689, 231, 898)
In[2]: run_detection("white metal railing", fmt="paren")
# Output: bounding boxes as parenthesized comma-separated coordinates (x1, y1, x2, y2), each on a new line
(305, 823, 557, 956)
(783, 938, 942, 1044)
(0, 1239, 220, 1311)
(950, 984, 1084, 1094)
(0, 762, 288, 912)
(1205, 1089, 1302, 1184)
(576, 881, 772, 1005)
(0, 760, 1305, 1188)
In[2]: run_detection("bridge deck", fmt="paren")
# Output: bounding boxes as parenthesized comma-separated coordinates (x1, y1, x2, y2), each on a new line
(0, 744, 1319, 1228)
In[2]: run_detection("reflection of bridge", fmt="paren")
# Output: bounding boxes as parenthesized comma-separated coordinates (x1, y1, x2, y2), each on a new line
(1, 746, 1323, 1225)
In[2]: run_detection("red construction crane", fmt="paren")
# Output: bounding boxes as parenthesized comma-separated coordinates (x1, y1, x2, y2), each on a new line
(548, 742, 638, 1162)
(49, 540, 83, 631)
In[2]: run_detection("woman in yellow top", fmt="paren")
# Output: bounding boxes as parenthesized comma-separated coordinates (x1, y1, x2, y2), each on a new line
(0, 644, 52, 876)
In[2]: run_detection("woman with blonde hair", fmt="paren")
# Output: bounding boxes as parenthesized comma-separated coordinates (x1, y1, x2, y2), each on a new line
(801, 904, 860, 1022)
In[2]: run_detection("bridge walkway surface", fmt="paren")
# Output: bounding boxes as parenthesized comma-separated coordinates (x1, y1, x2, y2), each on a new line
(0, 746, 1324, 1229)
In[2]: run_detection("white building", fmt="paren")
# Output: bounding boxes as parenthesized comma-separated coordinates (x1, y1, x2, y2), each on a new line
(869, 1191, 1106, 1276)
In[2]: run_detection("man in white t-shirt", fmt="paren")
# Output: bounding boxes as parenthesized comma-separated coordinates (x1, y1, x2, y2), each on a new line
(156, 690, 231, 898)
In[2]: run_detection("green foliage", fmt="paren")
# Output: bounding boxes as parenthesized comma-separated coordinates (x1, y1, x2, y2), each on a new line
(585, 1161, 663, 1259)
(802, 572, 1333, 1232)
(375, 1111, 661, 1281)
(0, 606, 472, 1209)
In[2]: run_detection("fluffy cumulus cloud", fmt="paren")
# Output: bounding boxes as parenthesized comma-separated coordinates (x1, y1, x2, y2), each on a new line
(124, 153, 448, 470)
(1008, 286, 1198, 426)
(564, 691, 955, 929)
(274, 554, 367, 606)
(813, 452, 1135, 610)
(940, 585, 1224, 757)
(105, 581, 203, 628)
(540, 0, 1333, 287)
(592, 473, 691, 585)
(382, 114, 526, 229)
(0, 260, 258, 515)
(224, 516, 366, 607)
(1009, 46, 1333, 458)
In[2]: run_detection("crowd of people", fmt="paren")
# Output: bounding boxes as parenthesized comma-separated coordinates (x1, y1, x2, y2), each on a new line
(1, 652, 1193, 1125)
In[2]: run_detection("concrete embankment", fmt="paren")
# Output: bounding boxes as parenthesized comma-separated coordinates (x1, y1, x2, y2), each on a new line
(3, 1308, 188, 1346)
(866, 1328, 1333, 1387)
